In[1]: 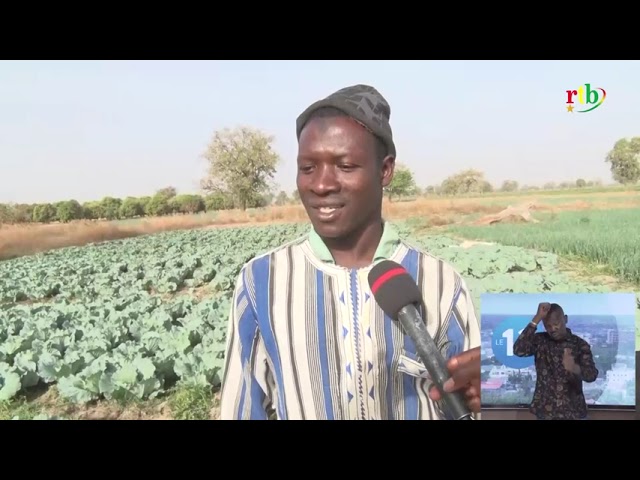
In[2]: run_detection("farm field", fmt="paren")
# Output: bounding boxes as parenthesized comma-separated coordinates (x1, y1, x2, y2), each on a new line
(2, 186, 639, 262)
(1, 193, 639, 420)
(446, 208, 640, 285)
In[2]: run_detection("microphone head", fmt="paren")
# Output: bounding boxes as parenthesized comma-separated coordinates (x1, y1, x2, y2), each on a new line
(367, 260, 422, 319)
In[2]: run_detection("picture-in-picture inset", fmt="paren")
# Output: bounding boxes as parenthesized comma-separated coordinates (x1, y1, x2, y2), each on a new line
(480, 292, 636, 420)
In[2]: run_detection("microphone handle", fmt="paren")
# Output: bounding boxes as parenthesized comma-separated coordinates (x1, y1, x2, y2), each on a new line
(397, 304, 473, 420)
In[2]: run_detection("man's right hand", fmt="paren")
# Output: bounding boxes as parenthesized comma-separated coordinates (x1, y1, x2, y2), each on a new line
(534, 302, 550, 323)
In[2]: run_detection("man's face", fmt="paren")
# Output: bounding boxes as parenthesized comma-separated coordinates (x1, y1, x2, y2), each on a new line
(543, 310, 568, 341)
(296, 115, 394, 239)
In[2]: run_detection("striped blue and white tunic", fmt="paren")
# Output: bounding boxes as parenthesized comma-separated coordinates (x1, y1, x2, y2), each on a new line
(219, 222, 480, 420)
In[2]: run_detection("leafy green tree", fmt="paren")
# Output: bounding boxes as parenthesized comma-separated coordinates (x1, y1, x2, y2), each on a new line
(32, 204, 57, 223)
(0, 204, 14, 223)
(201, 126, 280, 210)
(56, 200, 83, 222)
(156, 186, 177, 198)
(441, 169, 492, 195)
(120, 197, 146, 218)
(385, 163, 417, 201)
(172, 194, 206, 214)
(204, 194, 229, 211)
(145, 194, 171, 217)
(605, 136, 640, 185)
(99, 197, 122, 220)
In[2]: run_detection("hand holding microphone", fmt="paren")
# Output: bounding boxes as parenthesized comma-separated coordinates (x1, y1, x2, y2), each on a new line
(368, 260, 478, 420)
(429, 347, 481, 414)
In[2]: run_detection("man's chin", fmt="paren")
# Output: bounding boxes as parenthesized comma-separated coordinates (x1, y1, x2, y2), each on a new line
(311, 222, 345, 239)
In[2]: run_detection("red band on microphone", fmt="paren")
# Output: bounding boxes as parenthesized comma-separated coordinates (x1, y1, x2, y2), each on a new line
(370, 267, 407, 295)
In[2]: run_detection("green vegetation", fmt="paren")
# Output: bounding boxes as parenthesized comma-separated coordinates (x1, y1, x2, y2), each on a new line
(169, 384, 216, 420)
(446, 209, 640, 285)
(2, 220, 635, 413)
(0, 223, 309, 405)
(605, 136, 640, 186)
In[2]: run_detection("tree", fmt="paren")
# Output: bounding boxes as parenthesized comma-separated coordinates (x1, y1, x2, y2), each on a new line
(32, 204, 56, 223)
(440, 169, 492, 196)
(156, 186, 177, 199)
(201, 126, 280, 211)
(385, 163, 417, 201)
(56, 200, 83, 222)
(0, 204, 14, 223)
(262, 192, 275, 206)
(13, 204, 33, 223)
(204, 193, 232, 211)
(500, 180, 518, 192)
(99, 197, 122, 220)
(171, 194, 206, 214)
(605, 136, 640, 185)
(145, 194, 171, 217)
(275, 191, 289, 206)
(120, 197, 146, 218)
(82, 201, 101, 219)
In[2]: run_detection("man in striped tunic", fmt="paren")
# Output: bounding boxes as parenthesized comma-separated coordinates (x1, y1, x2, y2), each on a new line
(220, 84, 481, 420)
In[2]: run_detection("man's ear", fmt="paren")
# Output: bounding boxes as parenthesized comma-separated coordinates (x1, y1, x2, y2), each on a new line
(381, 156, 395, 188)
(564, 314, 568, 324)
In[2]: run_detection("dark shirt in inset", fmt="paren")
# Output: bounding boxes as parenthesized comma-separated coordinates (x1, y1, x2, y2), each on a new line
(513, 324, 598, 420)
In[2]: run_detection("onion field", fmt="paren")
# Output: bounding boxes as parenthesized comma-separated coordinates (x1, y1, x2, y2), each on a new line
(447, 208, 640, 286)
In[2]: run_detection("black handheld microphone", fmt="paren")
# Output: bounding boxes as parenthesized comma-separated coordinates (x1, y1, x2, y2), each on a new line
(368, 260, 473, 421)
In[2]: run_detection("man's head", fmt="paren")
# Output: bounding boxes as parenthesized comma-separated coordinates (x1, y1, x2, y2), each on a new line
(543, 303, 568, 341)
(295, 85, 396, 240)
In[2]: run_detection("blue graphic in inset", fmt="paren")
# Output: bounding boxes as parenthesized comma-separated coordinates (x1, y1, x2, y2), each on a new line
(491, 316, 542, 369)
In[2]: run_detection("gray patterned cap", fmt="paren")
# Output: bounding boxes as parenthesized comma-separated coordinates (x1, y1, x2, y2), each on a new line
(296, 84, 396, 158)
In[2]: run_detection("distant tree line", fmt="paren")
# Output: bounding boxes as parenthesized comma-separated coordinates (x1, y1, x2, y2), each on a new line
(0, 172, 611, 225)
(0, 187, 301, 224)
(1, 129, 637, 225)
(422, 170, 605, 197)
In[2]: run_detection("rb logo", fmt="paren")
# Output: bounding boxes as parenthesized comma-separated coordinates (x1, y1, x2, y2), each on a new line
(566, 83, 606, 113)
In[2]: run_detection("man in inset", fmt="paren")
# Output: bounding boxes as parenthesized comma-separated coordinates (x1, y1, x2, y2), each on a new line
(514, 302, 598, 420)
(219, 84, 481, 420)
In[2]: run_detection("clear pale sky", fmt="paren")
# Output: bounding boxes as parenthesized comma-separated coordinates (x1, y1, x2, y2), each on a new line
(1, 60, 638, 204)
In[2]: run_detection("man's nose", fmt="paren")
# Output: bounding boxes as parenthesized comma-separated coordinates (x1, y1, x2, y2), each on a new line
(311, 165, 340, 195)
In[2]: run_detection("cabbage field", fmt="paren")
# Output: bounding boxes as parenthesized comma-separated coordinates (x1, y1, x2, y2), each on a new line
(1, 213, 638, 417)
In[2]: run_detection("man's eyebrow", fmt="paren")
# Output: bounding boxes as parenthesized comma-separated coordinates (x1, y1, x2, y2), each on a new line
(297, 148, 350, 160)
